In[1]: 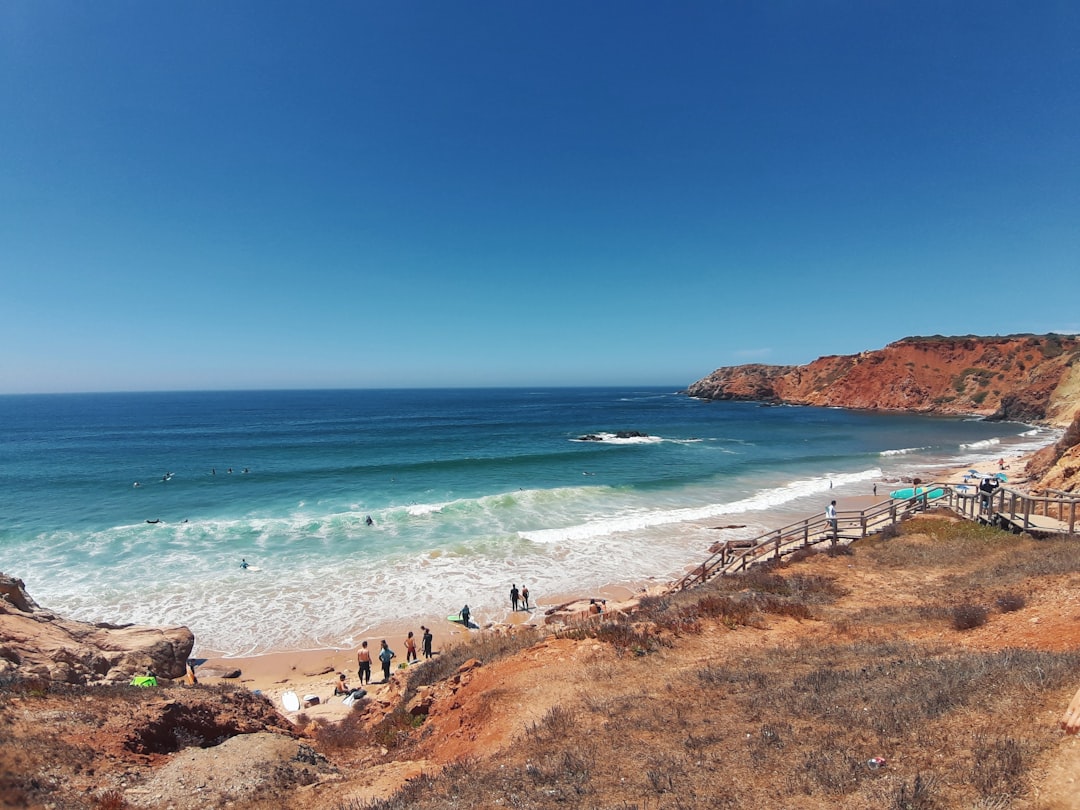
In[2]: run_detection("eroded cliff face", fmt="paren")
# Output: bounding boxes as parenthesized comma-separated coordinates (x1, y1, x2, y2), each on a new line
(686, 335, 1080, 427)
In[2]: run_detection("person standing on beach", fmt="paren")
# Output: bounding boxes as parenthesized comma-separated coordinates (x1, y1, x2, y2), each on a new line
(378, 639, 395, 682)
(521, 586, 530, 610)
(510, 584, 520, 611)
(356, 641, 372, 685)
(825, 500, 838, 537)
(461, 604, 471, 628)
(422, 625, 433, 659)
(405, 631, 417, 663)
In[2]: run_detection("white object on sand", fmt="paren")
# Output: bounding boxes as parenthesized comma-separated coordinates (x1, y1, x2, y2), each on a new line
(282, 691, 300, 711)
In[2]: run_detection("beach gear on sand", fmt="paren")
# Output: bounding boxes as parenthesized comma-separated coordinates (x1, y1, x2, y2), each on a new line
(889, 486, 944, 500)
(282, 691, 301, 711)
(129, 675, 157, 687)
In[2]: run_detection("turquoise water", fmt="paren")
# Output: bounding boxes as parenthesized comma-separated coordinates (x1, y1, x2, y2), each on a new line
(0, 388, 1051, 655)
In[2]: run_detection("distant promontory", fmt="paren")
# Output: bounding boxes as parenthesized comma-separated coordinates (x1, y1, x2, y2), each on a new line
(685, 334, 1080, 427)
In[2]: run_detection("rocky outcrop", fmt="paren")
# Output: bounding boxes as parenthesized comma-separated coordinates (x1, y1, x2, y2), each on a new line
(0, 573, 194, 685)
(686, 334, 1080, 427)
(1026, 413, 1080, 494)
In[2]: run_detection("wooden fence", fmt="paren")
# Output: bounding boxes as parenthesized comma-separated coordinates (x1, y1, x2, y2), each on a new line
(675, 482, 1079, 590)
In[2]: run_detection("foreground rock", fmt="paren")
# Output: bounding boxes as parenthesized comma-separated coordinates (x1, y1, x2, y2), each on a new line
(686, 334, 1080, 426)
(0, 572, 194, 684)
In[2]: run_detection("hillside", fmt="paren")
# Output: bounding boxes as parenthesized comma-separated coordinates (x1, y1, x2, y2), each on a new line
(4, 516, 1080, 809)
(685, 334, 1080, 426)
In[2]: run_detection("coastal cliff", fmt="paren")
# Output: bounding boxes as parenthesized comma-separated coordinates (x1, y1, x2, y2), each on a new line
(686, 334, 1080, 427)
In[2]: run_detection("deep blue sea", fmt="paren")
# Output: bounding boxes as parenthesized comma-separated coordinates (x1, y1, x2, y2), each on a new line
(0, 388, 1053, 655)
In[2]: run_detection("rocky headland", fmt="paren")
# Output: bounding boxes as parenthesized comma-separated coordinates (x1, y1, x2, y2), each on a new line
(686, 333, 1080, 495)
(685, 334, 1080, 426)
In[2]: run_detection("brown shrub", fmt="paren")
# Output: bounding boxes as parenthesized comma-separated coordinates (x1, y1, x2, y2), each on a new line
(951, 603, 989, 631)
(995, 592, 1026, 613)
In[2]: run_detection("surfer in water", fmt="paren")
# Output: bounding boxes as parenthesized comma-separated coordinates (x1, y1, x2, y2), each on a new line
(240, 559, 249, 570)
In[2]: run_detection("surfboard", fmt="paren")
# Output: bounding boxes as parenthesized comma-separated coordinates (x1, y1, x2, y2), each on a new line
(282, 690, 300, 711)
(447, 614, 464, 624)
(244, 566, 262, 572)
(889, 487, 945, 500)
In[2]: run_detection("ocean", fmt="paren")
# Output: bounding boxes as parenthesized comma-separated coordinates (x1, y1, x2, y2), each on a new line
(0, 388, 1054, 656)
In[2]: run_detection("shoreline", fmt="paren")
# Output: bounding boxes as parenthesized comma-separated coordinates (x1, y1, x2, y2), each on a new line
(192, 446, 1040, 721)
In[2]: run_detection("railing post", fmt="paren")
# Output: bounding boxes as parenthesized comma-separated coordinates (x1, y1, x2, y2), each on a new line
(1023, 497, 1031, 530)
(861, 513, 868, 537)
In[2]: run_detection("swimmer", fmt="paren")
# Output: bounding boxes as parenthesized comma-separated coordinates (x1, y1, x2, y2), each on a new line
(240, 558, 249, 570)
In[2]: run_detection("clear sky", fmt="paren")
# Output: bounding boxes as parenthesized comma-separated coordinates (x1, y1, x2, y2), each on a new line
(2, 2, 1078, 394)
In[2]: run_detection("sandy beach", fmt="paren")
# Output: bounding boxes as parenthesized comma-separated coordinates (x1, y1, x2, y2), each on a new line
(191, 447, 1040, 723)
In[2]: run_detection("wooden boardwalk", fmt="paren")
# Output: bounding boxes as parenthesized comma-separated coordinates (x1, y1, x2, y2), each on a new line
(675, 483, 1079, 590)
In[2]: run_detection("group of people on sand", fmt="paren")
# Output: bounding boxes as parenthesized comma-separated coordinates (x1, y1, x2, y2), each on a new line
(352, 628, 435, 689)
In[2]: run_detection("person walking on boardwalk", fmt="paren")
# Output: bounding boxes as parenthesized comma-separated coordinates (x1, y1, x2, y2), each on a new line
(825, 500, 838, 538)
(405, 631, 417, 663)
(356, 641, 372, 686)
(422, 625, 433, 659)
(510, 583, 520, 611)
(378, 639, 396, 683)
(521, 586, 530, 610)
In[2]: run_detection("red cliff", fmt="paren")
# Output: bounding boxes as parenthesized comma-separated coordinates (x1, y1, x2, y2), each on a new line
(686, 334, 1080, 427)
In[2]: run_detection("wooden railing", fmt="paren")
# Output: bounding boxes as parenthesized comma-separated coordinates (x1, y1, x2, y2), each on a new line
(676, 482, 1080, 590)
(675, 484, 954, 589)
(963, 486, 1080, 535)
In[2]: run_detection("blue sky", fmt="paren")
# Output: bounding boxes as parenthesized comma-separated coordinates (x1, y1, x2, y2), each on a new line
(2, 2, 1078, 394)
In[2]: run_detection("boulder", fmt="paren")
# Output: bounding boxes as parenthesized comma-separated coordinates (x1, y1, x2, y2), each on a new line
(0, 573, 194, 685)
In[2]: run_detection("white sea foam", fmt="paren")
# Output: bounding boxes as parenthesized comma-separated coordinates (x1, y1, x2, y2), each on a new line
(880, 447, 928, 456)
(519, 468, 881, 545)
(570, 432, 663, 445)
(960, 438, 1001, 450)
